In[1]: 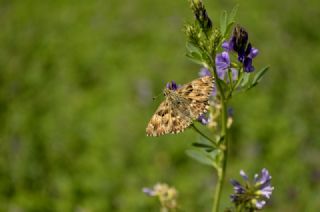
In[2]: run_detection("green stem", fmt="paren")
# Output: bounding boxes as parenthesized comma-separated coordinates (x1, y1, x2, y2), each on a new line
(209, 56, 229, 212)
(227, 67, 243, 100)
(191, 124, 218, 148)
(212, 101, 228, 212)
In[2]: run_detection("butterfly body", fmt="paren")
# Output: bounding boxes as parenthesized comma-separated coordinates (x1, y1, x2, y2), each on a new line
(146, 76, 214, 136)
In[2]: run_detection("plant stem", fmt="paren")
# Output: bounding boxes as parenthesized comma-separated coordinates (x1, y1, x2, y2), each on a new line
(209, 59, 229, 212)
(191, 124, 218, 148)
(212, 100, 228, 212)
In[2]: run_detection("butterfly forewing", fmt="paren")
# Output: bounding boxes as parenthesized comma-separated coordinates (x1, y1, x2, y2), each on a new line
(176, 76, 214, 119)
(146, 76, 214, 136)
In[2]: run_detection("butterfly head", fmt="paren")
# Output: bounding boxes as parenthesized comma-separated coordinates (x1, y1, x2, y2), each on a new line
(163, 88, 171, 97)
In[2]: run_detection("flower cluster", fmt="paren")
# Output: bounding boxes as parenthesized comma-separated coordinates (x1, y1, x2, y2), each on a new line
(222, 25, 259, 72)
(143, 183, 178, 210)
(230, 168, 274, 210)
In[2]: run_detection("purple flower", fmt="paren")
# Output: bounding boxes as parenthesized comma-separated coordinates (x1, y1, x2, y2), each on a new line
(254, 168, 271, 185)
(214, 53, 238, 82)
(243, 57, 254, 72)
(198, 114, 209, 125)
(199, 67, 212, 77)
(166, 81, 179, 90)
(254, 168, 273, 199)
(222, 40, 233, 51)
(230, 179, 245, 194)
(242, 43, 259, 72)
(229, 68, 238, 82)
(223, 26, 259, 73)
(215, 51, 230, 80)
(241, 43, 259, 72)
(230, 168, 274, 210)
(239, 169, 248, 181)
(254, 200, 266, 209)
(142, 188, 156, 196)
(223, 26, 248, 54)
(249, 46, 259, 58)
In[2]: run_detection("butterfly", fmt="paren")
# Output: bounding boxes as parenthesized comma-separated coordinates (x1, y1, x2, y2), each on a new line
(146, 76, 215, 136)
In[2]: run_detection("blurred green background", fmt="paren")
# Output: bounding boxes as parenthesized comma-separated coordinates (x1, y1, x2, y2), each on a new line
(1, 0, 320, 211)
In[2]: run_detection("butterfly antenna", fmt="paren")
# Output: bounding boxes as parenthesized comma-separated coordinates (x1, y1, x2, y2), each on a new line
(152, 92, 162, 101)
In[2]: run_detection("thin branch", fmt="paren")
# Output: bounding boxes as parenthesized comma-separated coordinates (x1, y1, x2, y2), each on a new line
(191, 124, 218, 149)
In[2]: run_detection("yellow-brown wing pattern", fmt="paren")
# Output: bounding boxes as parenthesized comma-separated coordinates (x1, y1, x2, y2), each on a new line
(176, 76, 214, 119)
(146, 99, 192, 136)
(146, 76, 214, 136)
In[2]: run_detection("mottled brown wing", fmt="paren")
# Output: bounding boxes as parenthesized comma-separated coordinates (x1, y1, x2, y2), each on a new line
(146, 99, 192, 136)
(176, 76, 214, 119)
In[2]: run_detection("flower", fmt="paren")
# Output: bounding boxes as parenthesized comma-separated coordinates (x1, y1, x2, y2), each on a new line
(230, 168, 274, 210)
(143, 183, 178, 210)
(227, 107, 234, 117)
(199, 67, 211, 77)
(198, 114, 209, 125)
(142, 187, 156, 196)
(252, 199, 266, 209)
(227, 107, 234, 128)
(215, 51, 230, 80)
(214, 52, 238, 81)
(223, 26, 259, 72)
(222, 26, 248, 54)
(230, 68, 238, 81)
(254, 168, 274, 199)
(222, 39, 233, 51)
(166, 81, 179, 90)
(242, 43, 259, 72)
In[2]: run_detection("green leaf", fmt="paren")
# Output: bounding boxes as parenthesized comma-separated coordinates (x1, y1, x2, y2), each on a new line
(231, 70, 242, 91)
(220, 11, 228, 36)
(198, 136, 214, 145)
(205, 148, 216, 153)
(225, 24, 233, 38)
(186, 149, 213, 166)
(228, 4, 239, 24)
(250, 66, 269, 88)
(192, 142, 217, 152)
(209, 150, 219, 160)
(240, 72, 251, 88)
(225, 5, 238, 36)
(186, 42, 202, 55)
(192, 142, 214, 149)
(217, 135, 225, 143)
(186, 42, 206, 65)
(186, 53, 204, 65)
(202, 51, 214, 65)
(211, 150, 222, 170)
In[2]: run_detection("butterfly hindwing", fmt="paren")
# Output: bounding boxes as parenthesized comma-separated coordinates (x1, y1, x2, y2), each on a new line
(146, 99, 192, 136)
(176, 76, 214, 119)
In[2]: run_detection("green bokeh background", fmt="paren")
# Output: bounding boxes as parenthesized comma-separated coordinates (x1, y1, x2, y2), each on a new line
(1, 0, 320, 211)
